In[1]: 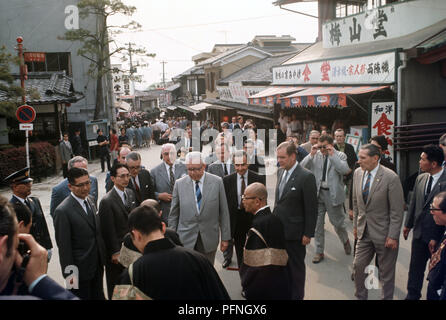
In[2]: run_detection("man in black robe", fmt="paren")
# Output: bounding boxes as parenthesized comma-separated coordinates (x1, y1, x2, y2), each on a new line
(239, 182, 291, 300)
(119, 206, 230, 300)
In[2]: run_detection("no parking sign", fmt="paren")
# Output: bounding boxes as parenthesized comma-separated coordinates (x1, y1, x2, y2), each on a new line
(16, 105, 36, 123)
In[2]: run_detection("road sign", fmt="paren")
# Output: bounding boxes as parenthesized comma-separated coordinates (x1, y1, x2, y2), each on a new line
(19, 123, 33, 131)
(16, 105, 36, 123)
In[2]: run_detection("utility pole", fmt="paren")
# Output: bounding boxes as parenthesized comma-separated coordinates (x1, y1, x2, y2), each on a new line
(160, 61, 167, 88)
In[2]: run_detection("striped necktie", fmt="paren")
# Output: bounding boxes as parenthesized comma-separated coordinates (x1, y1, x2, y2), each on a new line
(362, 172, 372, 204)
(169, 165, 175, 191)
(195, 181, 202, 211)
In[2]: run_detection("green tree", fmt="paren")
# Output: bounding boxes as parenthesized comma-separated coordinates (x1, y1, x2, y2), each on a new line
(0, 46, 23, 116)
(59, 0, 154, 121)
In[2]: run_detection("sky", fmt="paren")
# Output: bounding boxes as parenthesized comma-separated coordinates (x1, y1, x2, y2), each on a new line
(109, 0, 319, 89)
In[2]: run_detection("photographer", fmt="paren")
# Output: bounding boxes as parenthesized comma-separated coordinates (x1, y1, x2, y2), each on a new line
(0, 196, 77, 299)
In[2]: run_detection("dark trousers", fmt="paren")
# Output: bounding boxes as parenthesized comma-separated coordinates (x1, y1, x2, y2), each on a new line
(234, 228, 250, 268)
(100, 152, 111, 172)
(70, 266, 105, 300)
(62, 163, 68, 178)
(223, 240, 234, 263)
(105, 261, 124, 300)
(406, 237, 432, 300)
(285, 240, 306, 300)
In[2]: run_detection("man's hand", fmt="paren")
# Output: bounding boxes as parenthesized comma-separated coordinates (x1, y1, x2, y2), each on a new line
(428, 240, 437, 255)
(220, 240, 229, 252)
(403, 227, 411, 240)
(16, 233, 48, 286)
(302, 236, 311, 246)
(385, 237, 398, 250)
(348, 209, 354, 221)
(325, 144, 335, 156)
(310, 145, 318, 157)
(353, 228, 358, 240)
(111, 253, 120, 264)
(158, 193, 172, 202)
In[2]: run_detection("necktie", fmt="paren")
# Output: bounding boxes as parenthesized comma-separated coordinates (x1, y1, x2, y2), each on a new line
(195, 181, 202, 211)
(240, 176, 246, 210)
(425, 175, 434, 203)
(223, 163, 228, 176)
(133, 177, 141, 203)
(169, 166, 175, 191)
(322, 156, 328, 182)
(84, 200, 91, 215)
(279, 171, 288, 199)
(362, 172, 372, 204)
(24, 198, 32, 211)
(123, 192, 128, 206)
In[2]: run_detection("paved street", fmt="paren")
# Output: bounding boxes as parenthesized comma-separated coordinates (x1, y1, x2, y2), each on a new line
(0, 143, 428, 300)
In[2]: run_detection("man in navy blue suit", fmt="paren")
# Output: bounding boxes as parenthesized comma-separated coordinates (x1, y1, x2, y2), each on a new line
(0, 196, 77, 300)
(50, 156, 98, 219)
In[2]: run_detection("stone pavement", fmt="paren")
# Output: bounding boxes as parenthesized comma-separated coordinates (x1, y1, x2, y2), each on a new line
(0, 143, 427, 300)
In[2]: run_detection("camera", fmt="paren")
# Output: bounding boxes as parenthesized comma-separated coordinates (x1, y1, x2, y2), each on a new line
(18, 240, 29, 257)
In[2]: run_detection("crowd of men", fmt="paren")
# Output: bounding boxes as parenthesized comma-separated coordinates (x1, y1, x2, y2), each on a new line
(1, 116, 446, 301)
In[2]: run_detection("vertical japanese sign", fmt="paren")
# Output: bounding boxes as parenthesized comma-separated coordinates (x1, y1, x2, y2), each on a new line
(371, 102, 395, 161)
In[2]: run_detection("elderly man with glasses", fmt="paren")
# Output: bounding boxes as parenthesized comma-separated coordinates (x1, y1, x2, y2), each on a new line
(168, 152, 231, 265)
(125, 151, 156, 206)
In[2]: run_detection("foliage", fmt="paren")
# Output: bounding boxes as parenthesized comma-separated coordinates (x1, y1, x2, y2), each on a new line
(0, 141, 56, 184)
(0, 46, 23, 116)
(59, 0, 155, 119)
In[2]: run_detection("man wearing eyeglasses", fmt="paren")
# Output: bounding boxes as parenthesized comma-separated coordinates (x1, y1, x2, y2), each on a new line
(98, 163, 136, 299)
(169, 152, 231, 265)
(439, 133, 446, 168)
(403, 144, 446, 300)
(427, 192, 446, 300)
(125, 152, 156, 206)
(54, 167, 107, 300)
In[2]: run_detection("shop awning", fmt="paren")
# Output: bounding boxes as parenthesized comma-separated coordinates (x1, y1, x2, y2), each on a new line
(189, 102, 231, 112)
(166, 106, 177, 110)
(248, 86, 305, 106)
(281, 86, 389, 108)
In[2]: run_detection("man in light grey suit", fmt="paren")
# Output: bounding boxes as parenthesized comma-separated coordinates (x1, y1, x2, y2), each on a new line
(352, 144, 405, 300)
(60, 133, 73, 178)
(301, 134, 351, 263)
(169, 151, 231, 264)
(151, 143, 187, 223)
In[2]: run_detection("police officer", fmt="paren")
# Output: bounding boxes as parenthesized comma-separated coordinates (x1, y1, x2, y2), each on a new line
(4, 167, 53, 261)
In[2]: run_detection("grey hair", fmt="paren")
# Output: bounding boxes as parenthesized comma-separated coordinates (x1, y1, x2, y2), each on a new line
(68, 156, 88, 169)
(161, 143, 176, 153)
(185, 151, 204, 165)
(360, 144, 381, 158)
(126, 152, 141, 162)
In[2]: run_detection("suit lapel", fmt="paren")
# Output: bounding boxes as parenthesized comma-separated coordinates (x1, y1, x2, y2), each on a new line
(424, 170, 446, 207)
(199, 173, 212, 214)
(70, 195, 95, 230)
(111, 188, 127, 214)
(279, 165, 299, 200)
(160, 164, 170, 186)
(365, 166, 384, 206)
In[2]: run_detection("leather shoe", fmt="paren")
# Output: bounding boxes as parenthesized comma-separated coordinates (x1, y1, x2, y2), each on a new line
(312, 254, 324, 263)
(222, 259, 231, 269)
(344, 240, 352, 255)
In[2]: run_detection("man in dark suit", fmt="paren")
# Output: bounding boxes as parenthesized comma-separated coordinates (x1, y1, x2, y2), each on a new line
(273, 141, 318, 300)
(105, 146, 131, 192)
(126, 152, 156, 206)
(5, 168, 53, 260)
(244, 139, 266, 184)
(223, 150, 264, 269)
(427, 191, 446, 300)
(334, 128, 357, 195)
(72, 128, 83, 156)
(0, 198, 77, 299)
(98, 163, 137, 299)
(50, 156, 98, 219)
(403, 145, 446, 300)
(54, 167, 107, 300)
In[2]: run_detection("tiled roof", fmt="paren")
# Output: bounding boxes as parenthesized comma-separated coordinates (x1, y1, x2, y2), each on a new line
(0, 71, 84, 105)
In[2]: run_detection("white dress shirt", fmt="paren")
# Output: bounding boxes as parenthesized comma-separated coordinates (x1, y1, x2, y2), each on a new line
(165, 162, 175, 181)
(114, 186, 127, 205)
(362, 164, 380, 191)
(71, 192, 89, 215)
(237, 172, 249, 208)
(425, 168, 444, 195)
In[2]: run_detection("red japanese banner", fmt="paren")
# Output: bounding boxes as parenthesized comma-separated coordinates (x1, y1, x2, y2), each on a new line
(24, 52, 46, 62)
(371, 102, 395, 161)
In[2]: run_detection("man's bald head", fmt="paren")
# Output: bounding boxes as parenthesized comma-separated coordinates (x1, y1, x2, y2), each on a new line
(243, 182, 267, 214)
(118, 147, 132, 164)
(140, 199, 161, 215)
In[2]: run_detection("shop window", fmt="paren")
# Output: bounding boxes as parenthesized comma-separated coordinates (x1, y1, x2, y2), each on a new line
(33, 114, 57, 136)
(25, 52, 72, 75)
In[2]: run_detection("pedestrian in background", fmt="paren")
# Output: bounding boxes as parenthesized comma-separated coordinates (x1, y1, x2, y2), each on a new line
(60, 132, 73, 178)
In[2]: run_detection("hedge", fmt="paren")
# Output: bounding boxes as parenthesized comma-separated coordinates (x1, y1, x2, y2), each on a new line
(0, 141, 56, 184)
